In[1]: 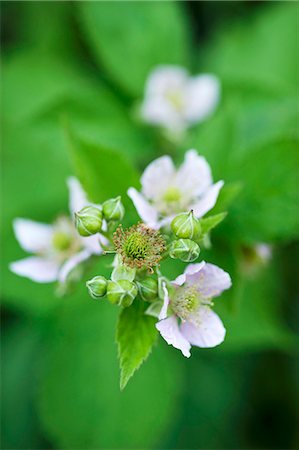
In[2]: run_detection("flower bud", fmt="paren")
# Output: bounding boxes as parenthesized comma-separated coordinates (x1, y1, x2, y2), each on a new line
(137, 277, 158, 302)
(75, 206, 103, 237)
(107, 280, 138, 307)
(102, 196, 124, 222)
(169, 239, 200, 262)
(111, 265, 136, 282)
(171, 210, 201, 241)
(86, 275, 107, 299)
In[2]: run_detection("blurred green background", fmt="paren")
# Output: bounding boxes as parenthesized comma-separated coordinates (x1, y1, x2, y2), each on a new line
(1, 1, 299, 449)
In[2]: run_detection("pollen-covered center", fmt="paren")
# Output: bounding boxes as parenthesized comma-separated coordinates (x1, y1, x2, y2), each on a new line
(113, 223, 166, 270)
(172, 286, 200, 321)
(124, 231, 149, 261)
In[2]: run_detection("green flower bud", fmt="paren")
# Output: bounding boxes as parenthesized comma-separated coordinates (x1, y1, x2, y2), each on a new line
(86, 275, 107, 299)
(171, 210, 201, 241)
(102, 196, 124, 221)
(107, 280, 137, 307)
(75, 206, 103, 237)
(137, 277, 158, 302)
(111, 265, 136, 282)
(169, 239, 200, 262)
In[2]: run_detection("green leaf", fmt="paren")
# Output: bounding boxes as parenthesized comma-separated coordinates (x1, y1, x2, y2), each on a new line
(67, 132, 140, 213)
(202, 3, 299, 94)
(78, 1, 189, 96)
(200, 212, 227, 237)
(116, 300, 158, 390)
(38, 287, 183, 448)
(227, 137, 299, 242)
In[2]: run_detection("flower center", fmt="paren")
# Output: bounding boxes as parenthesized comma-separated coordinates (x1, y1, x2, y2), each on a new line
(113, 223, 166, 270)
(163, 186, 181, 203)
(52, 231, 72, 251)
(172, 286, 200, 321)
(166, 90, 185, 112)
(124, 231, 149, 261)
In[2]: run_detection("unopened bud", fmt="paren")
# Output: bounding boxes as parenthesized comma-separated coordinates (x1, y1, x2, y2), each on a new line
(75, 206, 103, 237)
(107, 280, 137, 307)
(86, 275, 107, 299)
(137, 277, 158, 302)
(169, 239, 200, 262)
(171, 210, 201, 241)
(111, 265, 136, 282)
(102, 196, 124, 221)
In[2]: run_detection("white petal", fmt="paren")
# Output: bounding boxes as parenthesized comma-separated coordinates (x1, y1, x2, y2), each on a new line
(187, 262, 231, 299)
(181, 308, 225, 348)
(144, 66, 188, 97)
(141, 96, 184, 131)
(184, 74, 220, 123)
(172, 261, 206, 286)
(81, 233, 103, 255)
(191, 180, 224, 218)
(13, 218, 54, 253)
(67, 176, 89, 215)
(156, 316, 191, 358)
(158, 282, 170, 320)
(175, 150, 213, 199)
(140, 155, 175, 201)
(127, 188, 159, 227)
(58, 249, 91, 284)
(9, 256, 59, 283)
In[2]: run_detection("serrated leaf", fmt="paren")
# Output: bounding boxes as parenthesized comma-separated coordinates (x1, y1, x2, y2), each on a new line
(200, 213, 227, 237)
(116, 300, 158, 390)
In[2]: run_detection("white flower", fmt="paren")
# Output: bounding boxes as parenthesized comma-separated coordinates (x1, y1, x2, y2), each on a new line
(10, 177, 102, 284)
(140, 65, 220, 134)
(156, 261, 232, 357)
(128, 149, 223, 229)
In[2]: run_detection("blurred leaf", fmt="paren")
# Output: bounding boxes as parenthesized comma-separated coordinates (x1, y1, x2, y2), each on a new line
(38, 285, 184, 449)
(200, 213, 227, 237)
(116, 300, 158, 390)
(203, 3, 299, 93)
(1, 321, 44, 449)
(78, 1, 189, 96)
(3, 49, 155, 165)
(67, 133, 140, 222)
(227, 138, 299, 243)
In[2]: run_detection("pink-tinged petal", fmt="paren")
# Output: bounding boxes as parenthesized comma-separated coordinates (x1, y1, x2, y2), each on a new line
(67, 177, 89, 215)
(156, 316, 191, 358)
(184, 261, 206, 276)
(172, 262, 206, 286)
(127, 188, 159, 227)
(175, 150, 213, 199)
(158, 282, 170, 320)
(9, 256, 59, 283)
(181, 308, 226, 348)
(140, 155, 175, 201)
(184, 74, 220, 123)
(13, 218, 54, 253)
(191, 180, 224, 218)
(58, 249, 91, 284)
(172, 274, 186, 287)
(187, 262, 231, 299)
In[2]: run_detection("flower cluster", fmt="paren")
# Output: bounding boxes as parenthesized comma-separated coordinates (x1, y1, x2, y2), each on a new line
(10, 149, 234, 357)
